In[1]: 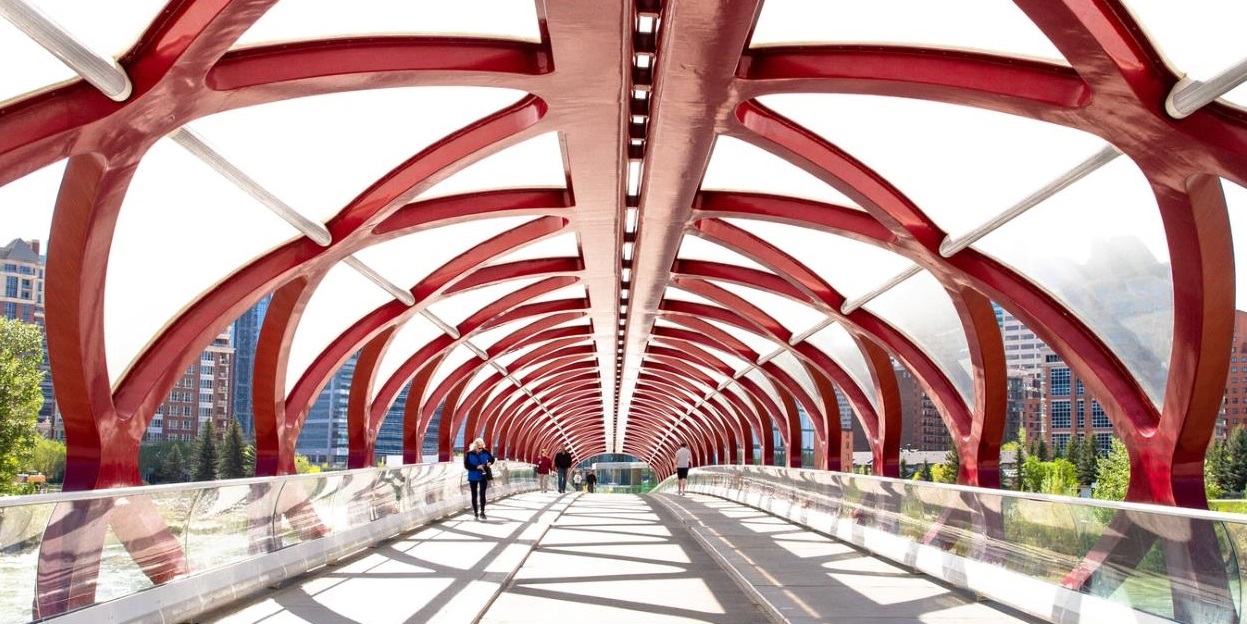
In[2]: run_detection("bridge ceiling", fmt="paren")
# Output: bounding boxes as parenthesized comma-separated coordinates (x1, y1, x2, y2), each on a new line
(2, 0, 1246, 500)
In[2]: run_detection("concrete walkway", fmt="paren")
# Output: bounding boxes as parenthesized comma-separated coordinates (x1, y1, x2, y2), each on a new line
(203, 492, 1044, 624)
(653, 493, 1044, 624)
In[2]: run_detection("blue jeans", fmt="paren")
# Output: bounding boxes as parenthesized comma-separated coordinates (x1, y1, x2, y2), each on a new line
(556, 467, 569, 493)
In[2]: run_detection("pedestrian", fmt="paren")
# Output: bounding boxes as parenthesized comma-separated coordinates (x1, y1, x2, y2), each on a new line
(464, 438, 495, 520)
(535, 447, 553, 493)
(554, 446, 573, 493)
(585, 470, 597, 493)
(675, 441, 692, 495)
(573, 471, 583, 492)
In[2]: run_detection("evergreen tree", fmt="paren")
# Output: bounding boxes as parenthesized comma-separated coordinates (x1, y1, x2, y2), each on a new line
(1036, 438, 1049, 462)
(192, 419, 219, 482)
(217, 419, 249, 479)
(1066, 435, 1082, 468)
(1011, 429, 1028, 491)
(1226, 427, 1247, 494)
(919, 460, 932, 482)
(1206, 438, 1228, 500)
(244, 444, 256, 476)
(0, 318, 44, 494)
(1208, 437, 1231, 494)
(1076, 435, 1099, 487)
(942, 444, 960, 484)
(1093, 438, 1130, 501)
(159, 444, 188, 483)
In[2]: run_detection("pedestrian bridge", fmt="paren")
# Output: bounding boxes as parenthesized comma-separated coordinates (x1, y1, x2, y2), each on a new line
(0, 465, 1236, 624)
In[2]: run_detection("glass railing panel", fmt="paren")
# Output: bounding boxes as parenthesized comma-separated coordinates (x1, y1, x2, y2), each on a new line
(274, 476, 340, 548)
(0, 462, 536, 622)
(93, 490, 198, 606)
(0, 500, 55, 622)
(669, 466, 1245, 624)
(183, 483, 268, 574)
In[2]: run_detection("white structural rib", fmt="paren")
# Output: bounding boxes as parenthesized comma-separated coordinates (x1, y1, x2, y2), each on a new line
(939, 145, 1122, 257)
(1166, 58, 1247, 119)
(341, 256, 415, 306)
(171, 128, 334, 247)
(0, 0, 132, 101)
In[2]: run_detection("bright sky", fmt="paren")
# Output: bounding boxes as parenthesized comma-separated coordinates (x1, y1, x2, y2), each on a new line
(0, 0, 1245, 397)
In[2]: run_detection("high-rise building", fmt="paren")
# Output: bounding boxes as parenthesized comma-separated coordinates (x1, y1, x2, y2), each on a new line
(230, 295, 270, 437)
(999, 305, 1052, 373)
(147, 327, 235, 442)
(375, 383, 407, 460)
(299, 353, 357, 467)
(1, 238, 57, 437)
(1221, 310, 1247, 436)
(1007, 369, 1044, 445)
(1039, 353, 1115, 455)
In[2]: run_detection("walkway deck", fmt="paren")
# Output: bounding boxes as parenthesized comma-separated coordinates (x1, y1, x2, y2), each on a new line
(203, 492, 1044, 624)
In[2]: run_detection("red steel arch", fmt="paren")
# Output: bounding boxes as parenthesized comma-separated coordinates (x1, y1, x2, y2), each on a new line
(0, 0, 1239, 519)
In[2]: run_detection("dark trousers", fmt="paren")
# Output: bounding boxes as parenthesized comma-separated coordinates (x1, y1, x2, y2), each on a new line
(470, 480, 489, 515)
(556, 467, 569, 492)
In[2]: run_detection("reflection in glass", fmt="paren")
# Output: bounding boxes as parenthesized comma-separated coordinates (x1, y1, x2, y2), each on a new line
(973, 157, 1173, 406)
(863, 270, 975, 406)
(674, 466, 1243, 624)
(804, 322, 878, 412)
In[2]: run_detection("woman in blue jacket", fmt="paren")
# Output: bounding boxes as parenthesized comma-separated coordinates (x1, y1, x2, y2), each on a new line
(464, 437, 495, 520)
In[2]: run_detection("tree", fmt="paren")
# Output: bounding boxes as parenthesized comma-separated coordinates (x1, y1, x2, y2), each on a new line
(1093, 438, 1130, 501)
(1065, 435, 1082, 467)
(941, 444, 960, 484)
(140, 440, 190, 483)
(28, 436, 66, 482)
(1226, 427, 1247, 495)
(1036, 438, 1049, 462)
(1208, 437, 1230, 494)
(1021, 455, 1046, 492)
(1012, 430, 1028, 491)
(1075, 435, 1099, 487)
(1041, 458, 1080, 496)
(294, 454, 321, 474)
(217, 419, 249, 479)
(192, 419, 219, 482)
(159, 444, 188, 483)
(919, 460, 932, 482)
(0, 318, 44, 494)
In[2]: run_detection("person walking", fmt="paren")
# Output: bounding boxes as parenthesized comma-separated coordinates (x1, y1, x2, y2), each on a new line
(675, 442, 692, 495)
(585, 470, 597, 493)
(573, 471, 583, 492)
(464, 438, 495, 520)
(535, 447, 553, 493)
(553, 446, 573, 493)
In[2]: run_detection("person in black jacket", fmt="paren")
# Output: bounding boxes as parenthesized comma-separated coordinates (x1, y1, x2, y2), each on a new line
(553, 447, 573, 494)
(464, 438, 495, 520)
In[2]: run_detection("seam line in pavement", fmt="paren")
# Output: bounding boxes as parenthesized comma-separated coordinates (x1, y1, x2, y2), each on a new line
(650, 494, 792, 624)
(468, 493, 578, 624)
